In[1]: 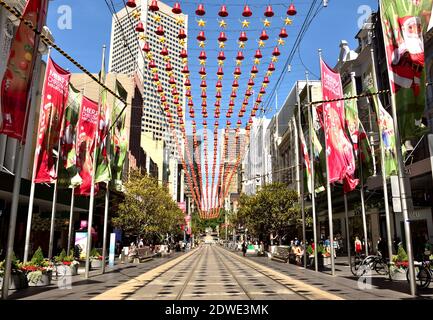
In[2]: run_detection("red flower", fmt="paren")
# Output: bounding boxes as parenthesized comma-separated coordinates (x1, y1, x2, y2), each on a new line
(62, 261, 72, 266)
(396, 261, 409, 268)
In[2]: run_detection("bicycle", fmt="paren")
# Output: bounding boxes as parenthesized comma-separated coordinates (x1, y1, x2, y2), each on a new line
(406, 259, 432, 289)
(350, 252, 366, 276)
(351, 253, 389, 277)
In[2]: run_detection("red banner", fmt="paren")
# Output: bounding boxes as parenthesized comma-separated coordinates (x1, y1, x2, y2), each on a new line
(320, 59, 358, 191)
(75, 96, 99, 195)
(0, 0, 48, 142)
(34, 57, 71, 183)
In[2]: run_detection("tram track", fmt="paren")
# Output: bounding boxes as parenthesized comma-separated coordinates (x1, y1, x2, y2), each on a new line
(175, 246, 207, 300)
(216, 245, 344, 300)
(93, 244, 342, 300)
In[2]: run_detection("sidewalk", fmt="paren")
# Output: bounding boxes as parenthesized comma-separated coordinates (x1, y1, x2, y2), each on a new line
(6, 252, 183, 300)
(228, 248, 433, 300)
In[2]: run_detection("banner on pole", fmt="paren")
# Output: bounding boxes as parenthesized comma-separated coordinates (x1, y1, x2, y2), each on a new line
(0, 0, 48, 142)
(58, 84, 82, 188)
(343, 81, 359, 156)
(95, 60, 111, 183)
(380, 0, 432, 141)
(34, 57, 71, 183)
(110, 80, 128, 192)
(75, 96, 99, 196)
(320, 58, 358, 192)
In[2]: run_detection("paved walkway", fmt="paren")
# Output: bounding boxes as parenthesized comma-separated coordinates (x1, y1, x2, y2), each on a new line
(230, 247, 433, 300)
(94, 245, 341, 300)
(7, 252, 184, 300)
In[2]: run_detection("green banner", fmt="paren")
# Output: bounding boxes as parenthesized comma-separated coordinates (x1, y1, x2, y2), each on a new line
(110, 80, 128, 192)
(94, 61, 111, 184)
(58, 84, 82, 188)
(343, 81, 359, 153)
(380, 0, 432, 141)
(371, 94, 399, 177)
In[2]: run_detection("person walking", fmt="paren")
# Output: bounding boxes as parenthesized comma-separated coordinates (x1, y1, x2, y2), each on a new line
(354, 236, 362, 257)
(242, 241, 247, 257)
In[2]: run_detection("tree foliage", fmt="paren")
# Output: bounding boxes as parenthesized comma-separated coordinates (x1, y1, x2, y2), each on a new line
(112, 171, 184, 241)
(232, 183, 307, 242)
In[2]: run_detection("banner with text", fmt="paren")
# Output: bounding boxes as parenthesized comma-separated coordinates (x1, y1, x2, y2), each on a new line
(34, 57, 71, 183)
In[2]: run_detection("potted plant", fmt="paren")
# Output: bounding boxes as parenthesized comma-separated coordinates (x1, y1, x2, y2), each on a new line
(0, 253, 28, 290)
(90, 248, 103, 269)
(389, 244, 409, 281)
(21, 247, 53, 287)
(54, 249, 79, 276)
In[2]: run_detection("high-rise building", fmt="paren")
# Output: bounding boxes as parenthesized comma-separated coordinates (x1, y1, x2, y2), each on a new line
(219, 128, 246, 212)
(108, 0, 187, 153)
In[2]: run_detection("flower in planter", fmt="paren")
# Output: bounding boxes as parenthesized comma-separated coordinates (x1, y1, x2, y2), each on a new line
(89, 248, 102, 261)
(0, 252, 24, 277)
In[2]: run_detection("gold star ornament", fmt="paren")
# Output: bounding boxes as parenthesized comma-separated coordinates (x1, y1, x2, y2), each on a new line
(278, 38, 285, 46)
(153, 14, 161, 23)
(272, 56, 279, 63)
(238, 41, 245, 49)
(219, 19, 227, 29)
(254, 58, 261, 65)
(263, 19, 271, 27)
(176, 17, 185, 25)
(197, 19, 206, 27)
(258, 40, 265, 48)
(178, 39, 186, 47)
(199, 41, 206, 48)
(241, 20, 250, 28)
(285, 17, 293, 25)
(219, 42, 226, 49)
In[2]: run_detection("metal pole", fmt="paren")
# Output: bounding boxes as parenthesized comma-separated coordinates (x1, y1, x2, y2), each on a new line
(24, 183, 36, 262)
(67, 188, 75, 256)
(370, 48, 394, 272)
(349, 71, 369, 256)
(225, 210, 228, 243)
(101, 185, 109, 274)
(48, 163, 59, 259)
(344, 193, 351, 267)
(85, 45, 106, 279)
(1, 144, 25, 299)
(377, 9, 416, 294)
(296, 81, 307, 268)
(389, 92, 417, 295)
(319, 49, 335, 276)
(23, 47, 52, 263)
(306, 72, 318, 272)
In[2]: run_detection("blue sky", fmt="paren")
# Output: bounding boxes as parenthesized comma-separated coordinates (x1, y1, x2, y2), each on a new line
(47, 0, 379, 119)
(46, 0, 379, 209)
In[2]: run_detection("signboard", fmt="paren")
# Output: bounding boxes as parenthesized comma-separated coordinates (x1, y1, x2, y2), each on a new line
(109, 233, 115, 267)
(75, 232, 88, 260)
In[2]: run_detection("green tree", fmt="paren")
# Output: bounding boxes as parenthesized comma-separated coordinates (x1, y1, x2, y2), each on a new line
(112, 170, 184, 242)
(236, 183, 306, 243)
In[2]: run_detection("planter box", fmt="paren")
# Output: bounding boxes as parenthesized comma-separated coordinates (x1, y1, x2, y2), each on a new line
(391, 269, 407, 281)
(323, 256, 331, 266)
(27, 271, 52, 287)
(91, 259, 103, 269)
(70, 264, 79, 275)
(0, 273, 28, 290)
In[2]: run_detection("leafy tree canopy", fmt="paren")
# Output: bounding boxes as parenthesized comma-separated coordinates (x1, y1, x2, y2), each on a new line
(112, 171, 184, 242)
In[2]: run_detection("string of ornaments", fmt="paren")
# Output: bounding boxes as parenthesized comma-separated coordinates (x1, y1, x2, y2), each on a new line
(126, 0, 297, 219)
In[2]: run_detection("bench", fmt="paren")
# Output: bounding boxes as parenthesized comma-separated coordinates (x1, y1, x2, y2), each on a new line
(271, 246, 290, 263)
